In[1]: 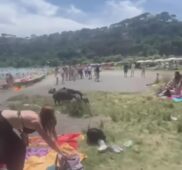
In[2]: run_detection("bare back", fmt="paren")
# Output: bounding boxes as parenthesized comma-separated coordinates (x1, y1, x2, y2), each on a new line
(2, 110, 39, 131)
(1, 109, 61, 153)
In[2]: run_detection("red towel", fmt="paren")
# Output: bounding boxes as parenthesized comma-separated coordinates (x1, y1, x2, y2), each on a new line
(57, 133, 82, 149)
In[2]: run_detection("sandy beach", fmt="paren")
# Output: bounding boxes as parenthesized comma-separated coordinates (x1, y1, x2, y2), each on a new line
(0, 70, 156, 104)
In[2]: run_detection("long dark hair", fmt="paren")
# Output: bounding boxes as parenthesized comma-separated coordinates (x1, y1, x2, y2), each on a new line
(39, 106, 57, 139)
(174, 71, 181, 83)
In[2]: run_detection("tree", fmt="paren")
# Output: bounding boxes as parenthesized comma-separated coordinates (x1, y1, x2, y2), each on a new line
(0, 12, 182, 67)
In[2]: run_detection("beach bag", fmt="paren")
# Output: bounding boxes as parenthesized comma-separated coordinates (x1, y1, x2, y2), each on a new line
(55, 154, 84, 170)
(87, 128, 106, 145)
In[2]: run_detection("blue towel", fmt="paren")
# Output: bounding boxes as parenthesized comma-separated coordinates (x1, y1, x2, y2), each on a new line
(173, 98, 182, 102)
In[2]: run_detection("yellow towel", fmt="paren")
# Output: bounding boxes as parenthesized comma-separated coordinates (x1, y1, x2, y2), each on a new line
(24, 144, 85, 170)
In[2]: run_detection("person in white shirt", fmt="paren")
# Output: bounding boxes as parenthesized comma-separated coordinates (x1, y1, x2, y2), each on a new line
(130, 63, 135, 77)
(59, 67, 65, 84)
(88, 65, 92, 80)
(54, 67, 59, 85)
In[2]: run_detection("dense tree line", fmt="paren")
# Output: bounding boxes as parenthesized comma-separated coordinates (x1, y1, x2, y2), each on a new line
(0, 12, 182, 67)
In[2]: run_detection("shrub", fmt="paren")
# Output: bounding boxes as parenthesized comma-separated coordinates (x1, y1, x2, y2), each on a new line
(63, 101, 91, 117)
(110, 113, 119, 122)
(177, 123, 182, 133)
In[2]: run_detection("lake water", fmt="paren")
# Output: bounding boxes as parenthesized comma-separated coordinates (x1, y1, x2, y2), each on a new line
(0, 67, 50, 80)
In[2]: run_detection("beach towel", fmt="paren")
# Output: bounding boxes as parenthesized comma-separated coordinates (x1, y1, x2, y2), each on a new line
(172, 97, 182, 102)
(57, 133, 83, 149)
(159, 95, 182, 102)
(24, 133, 85, 170)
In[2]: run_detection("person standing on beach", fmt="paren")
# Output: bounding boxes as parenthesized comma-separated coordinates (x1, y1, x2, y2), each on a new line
(78, 66, 83, 79)
(73, 66, 77, 81)
(130, 63, 135, 77)
(68, 66, 72, 81)
(60, 67, 65, 84)
(123, 64, 129, 78)
(70, 66, 74, 81)
(95, 65, 100, 82)
(54, 67, 59, 85)
(141, 64, 146, 78)
(64, 66, 69, 81)
(88, 65, 92, 80)
(84, 66, 88, 78)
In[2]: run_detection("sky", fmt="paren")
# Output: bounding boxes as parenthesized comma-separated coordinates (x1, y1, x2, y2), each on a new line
(0, 0, 181, 36)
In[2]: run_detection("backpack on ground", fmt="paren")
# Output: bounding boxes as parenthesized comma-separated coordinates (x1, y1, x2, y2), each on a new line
(86, 128, 106, 145)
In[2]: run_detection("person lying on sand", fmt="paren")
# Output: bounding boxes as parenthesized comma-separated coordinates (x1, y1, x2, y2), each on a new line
(0, 106, 61, 170)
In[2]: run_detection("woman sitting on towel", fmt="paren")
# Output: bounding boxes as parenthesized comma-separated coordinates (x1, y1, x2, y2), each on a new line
(161, 71, 182, 97)
(0, 106, 61, 170)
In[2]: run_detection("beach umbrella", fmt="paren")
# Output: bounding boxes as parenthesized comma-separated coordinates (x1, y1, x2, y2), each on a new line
(165, 58, 177, 62)
(154, 59, 165, 62)
(174, 58, 182, 61)
(144, 60, 154, 63)
(136, 60, 145, 63)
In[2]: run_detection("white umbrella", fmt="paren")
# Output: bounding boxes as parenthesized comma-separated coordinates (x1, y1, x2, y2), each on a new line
(165, 58, 177, 62)
(137, 60, 145, 63)
(175, 58, 182, 61)
(154, 59, 165, 62)
(144, 60, 154, 63)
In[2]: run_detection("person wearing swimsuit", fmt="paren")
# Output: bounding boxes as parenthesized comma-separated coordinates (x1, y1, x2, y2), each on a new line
(0, 106, 61, 170)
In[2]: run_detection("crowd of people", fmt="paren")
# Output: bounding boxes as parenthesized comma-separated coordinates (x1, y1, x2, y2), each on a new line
(54, 63, 147, 86)
(123, 63, 146, 78)
(54, 64, 101, 85)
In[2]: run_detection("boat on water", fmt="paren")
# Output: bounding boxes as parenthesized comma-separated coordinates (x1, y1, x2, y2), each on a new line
(14, 74, 46, 86)
(0, 74, 46, 89)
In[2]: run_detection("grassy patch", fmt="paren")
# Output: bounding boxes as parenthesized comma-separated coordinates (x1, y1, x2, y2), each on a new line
(7, 92, 182, 170)
(7, 94, 91, 117)
(83, 92, 182, 170)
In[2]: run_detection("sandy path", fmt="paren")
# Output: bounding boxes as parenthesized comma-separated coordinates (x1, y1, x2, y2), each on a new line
(0, 70, 155, 104)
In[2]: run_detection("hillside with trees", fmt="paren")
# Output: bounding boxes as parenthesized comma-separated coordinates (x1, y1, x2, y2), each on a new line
(0, 12, 182, 67)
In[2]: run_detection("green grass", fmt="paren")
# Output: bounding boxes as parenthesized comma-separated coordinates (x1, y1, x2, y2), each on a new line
(82, 92, 182, 170)
(7, 92, 182, 170)
(8, 94, 91, 117)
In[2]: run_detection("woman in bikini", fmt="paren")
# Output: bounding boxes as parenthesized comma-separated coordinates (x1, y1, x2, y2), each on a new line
(0, 106, 61, 170)
(166, 71, 182, 96)
(159, 71, 182, 97)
